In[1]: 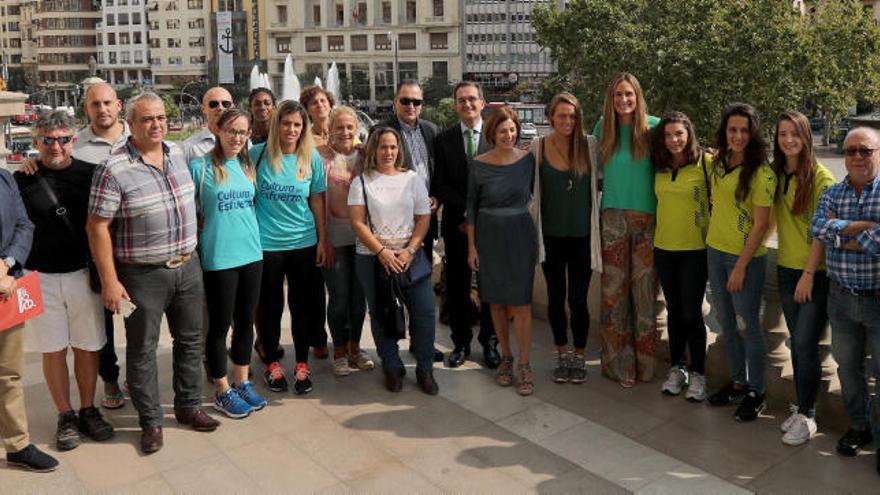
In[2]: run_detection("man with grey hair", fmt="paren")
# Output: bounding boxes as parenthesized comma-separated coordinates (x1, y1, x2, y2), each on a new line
(182, 86, 234, 164)
(810, 126, 880, 477)
(87, 92, 219, 455)
(14, 110, 115, 452)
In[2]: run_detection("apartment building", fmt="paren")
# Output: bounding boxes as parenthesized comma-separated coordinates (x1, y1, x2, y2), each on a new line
(266, 0, 461, 109)
(206, 0, 268, 85)
(147, 0, 210, 88)
(34, 0, 102, 104)
(96, 0, 151, 86)
(0, 0, 37, 91)
(462, 0, 563, 94)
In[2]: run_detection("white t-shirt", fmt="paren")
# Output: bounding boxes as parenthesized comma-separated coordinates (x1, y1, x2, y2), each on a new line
(348, 169, 430, 255)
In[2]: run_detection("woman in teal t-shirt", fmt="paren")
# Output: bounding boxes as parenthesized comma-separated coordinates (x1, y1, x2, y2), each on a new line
(190, 108, 266, 419)
(252, 100, 327, 396)
(593, 72, 660, 388)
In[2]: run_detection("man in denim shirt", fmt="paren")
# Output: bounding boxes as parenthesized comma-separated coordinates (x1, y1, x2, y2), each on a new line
(810, 127, 880, 476)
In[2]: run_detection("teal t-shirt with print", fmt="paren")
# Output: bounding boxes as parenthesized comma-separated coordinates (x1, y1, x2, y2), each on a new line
(252, 144, 326, 251)
(189, 156, 262, 271)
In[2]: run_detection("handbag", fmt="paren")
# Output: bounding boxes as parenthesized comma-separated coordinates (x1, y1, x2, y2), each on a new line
(34, 172, 101, 293)
(0, 272, 45, 331)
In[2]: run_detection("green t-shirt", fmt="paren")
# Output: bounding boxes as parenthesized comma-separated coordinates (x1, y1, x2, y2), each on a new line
(653, 153, 712, 251)
(593, 115, 661, 214)
(539, 158, 590, 238)
(706, 162, 777, 256)
(774, 162, 836, 270)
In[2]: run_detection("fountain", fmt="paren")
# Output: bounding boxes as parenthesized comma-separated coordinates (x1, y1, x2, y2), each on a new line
(281, 54, 301, 102)
(249, 65, 261, 91)
(326, 63, 340, 105)
(314, 77, 322, 88)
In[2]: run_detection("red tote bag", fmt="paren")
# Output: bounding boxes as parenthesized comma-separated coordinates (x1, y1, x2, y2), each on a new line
(0, 272, 44, 331)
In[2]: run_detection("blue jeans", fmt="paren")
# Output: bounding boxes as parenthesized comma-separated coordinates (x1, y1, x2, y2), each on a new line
(706, 248, 767, 393)
(323, 245, 367, 345)
(777, 266, 829, 417)
(355, 254, 436, 374)
(828, 284, 880, 437)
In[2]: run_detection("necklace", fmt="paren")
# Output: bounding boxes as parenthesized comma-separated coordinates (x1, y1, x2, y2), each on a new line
(546, 136, 574, 191)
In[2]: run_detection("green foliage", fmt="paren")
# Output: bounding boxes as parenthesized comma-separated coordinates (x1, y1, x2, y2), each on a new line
(161, 93, 181, 120)
(423, 97, 458, 129)
(533, 0, 880, 144)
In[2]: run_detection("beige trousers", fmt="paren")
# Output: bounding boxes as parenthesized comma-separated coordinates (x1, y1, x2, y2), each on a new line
(0, 323, 29, 452)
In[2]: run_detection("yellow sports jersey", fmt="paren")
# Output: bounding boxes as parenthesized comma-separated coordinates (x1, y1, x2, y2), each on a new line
(706, 162, 777, 256)
(654, 153, 712, 251)
(774, 163, 836, 269)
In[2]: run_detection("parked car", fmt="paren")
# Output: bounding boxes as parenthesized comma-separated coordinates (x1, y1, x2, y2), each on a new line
(520, 122, 538, 141)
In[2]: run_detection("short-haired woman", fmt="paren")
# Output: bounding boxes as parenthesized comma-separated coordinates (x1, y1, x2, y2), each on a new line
(300, 85, 336, 148)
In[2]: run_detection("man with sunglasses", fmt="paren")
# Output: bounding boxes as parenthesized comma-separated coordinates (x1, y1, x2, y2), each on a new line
(375, 80, 443, 362)
(182, 86, 235, 164)
(810, 127, 880, 477)
(14, 110, 116, 452)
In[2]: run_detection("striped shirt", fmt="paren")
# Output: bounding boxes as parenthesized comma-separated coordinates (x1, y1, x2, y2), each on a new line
(810, 174, 880, 290)
(182, 128, 215, 165)
(400, 122, 430, 188)
(88, 138, 198, 264)
(73, 122, 131, 166)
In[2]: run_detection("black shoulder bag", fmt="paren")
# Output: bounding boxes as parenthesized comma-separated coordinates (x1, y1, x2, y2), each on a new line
(34, 172, 102, 293)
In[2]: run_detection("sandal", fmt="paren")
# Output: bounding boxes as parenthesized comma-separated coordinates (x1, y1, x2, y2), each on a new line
(101, 385, 125, 410)
(495, 356, 514, 387)
(620, 378, 636, 389)
(516, 363, 534, 396)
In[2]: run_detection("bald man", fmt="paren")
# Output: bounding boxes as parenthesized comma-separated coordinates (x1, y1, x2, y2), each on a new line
(182, 86, 234, 164)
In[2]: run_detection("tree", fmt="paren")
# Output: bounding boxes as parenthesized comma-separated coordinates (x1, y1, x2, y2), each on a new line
(423, 97, 457, 129)
(533, 0, 880, 144)
(161, 93, 181, 120)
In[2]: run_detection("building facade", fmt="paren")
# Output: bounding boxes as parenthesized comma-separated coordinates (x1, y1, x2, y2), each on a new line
(96, 0, 151, 86)
(147, 0, 210, 88)
(206, 0, 268, 86)
(265, 0, 461, 109)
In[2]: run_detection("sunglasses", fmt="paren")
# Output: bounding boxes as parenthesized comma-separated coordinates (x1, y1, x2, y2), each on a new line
(399, 97, 423, 107)
(208, 100, 233, 109)
(39, 135, 74, 145)
(843, 147, 877, 158)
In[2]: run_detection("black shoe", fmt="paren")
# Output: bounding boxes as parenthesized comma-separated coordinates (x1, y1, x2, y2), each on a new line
(416, 371, 439, 395)
(482, 344, 501, 369)
(734, 391, 765, 422)
(55, 410, 81, 451)
(6, 444, 59, 472)
(263, 361, 289, 392)
(409, 346, 444, 362)
(836, 428, 873, 457)
(446, 346, 470, 368)
(384, 367, 404, 392)
(707, 382, 748, 407)
(78, 406, 114, 442)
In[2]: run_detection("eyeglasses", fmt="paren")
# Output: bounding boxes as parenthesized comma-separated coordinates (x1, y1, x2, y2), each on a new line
(39, 135, 74, 145)
(208, 100, 233, 109)
(398, 97, 423, 107)
(456, 96, 480, 105)
(843, 147, 878, 158)
(224, 128, 250, 138)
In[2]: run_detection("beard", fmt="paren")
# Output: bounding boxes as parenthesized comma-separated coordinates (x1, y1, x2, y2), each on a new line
(42, 155, 72, 170)
(92, 115, 119, 130)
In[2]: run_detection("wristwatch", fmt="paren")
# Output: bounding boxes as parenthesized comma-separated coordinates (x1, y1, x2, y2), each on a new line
(406, 246, 418, 256)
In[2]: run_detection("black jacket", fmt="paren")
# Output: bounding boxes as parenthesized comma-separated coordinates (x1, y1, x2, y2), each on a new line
(433, 122, 491, 237)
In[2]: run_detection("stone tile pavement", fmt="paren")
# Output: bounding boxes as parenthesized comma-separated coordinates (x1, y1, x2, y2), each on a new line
(2, 309, 877, 494)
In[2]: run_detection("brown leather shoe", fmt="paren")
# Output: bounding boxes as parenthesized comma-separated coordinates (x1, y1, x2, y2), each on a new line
(140, 426, 163, 454)
(416, 371, 439, 396)
(384, 367, 404, 393)
(174, 408, 220, 432)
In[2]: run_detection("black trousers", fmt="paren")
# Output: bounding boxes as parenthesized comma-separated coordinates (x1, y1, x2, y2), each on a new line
(654, 248, 707, 374)
(541, 236, 591, 349)
(443, 227, 495, 349)
(97, 309, 119, 384)
(257, 246, 326, 364)
(204, 261, 263, 379)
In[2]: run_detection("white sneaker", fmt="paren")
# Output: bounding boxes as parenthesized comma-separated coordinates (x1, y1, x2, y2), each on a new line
(780, 404, 799, 433)
(332, 356, 352, 377)
(661, 367, 688, 395)
(782, 414, 817, 446)
(685, 372, 707, 402)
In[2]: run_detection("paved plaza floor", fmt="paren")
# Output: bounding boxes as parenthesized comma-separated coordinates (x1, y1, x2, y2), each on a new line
(3, 306, 878, 494)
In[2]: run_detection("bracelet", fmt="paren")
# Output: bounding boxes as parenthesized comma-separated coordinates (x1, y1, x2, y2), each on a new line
(376, 247, 386, 256)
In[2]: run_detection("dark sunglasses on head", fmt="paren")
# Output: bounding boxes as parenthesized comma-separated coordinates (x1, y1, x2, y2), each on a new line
(208, 100, 233, 109)
(843, 147, 877, 158)
(40, 135, 74, 145)
(399, 97, 423, 107)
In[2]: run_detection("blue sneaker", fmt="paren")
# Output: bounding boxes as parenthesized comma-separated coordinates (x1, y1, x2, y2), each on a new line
(213, 388, 252, 419)
(236, 380, 268, 411)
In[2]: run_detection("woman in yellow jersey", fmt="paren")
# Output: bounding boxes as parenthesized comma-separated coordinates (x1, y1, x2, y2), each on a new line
(705, 103, 777, 422)
(772, 111, 836, 445)
(593, 73, 661, 388)
(650, 112, 711, 402)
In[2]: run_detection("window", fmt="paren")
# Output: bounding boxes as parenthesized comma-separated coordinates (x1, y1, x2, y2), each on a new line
(97, 53, 104, 64)
(189, 36, 204, 47)
(134, 32, 142, 44)
(167, 38, 181, 48)
(350, 34, 366, 51)
(188, 18, 204, 28)
(353, 1, 366, 25)
(374, 62, 393, 100)
(305, 63, 323, 79)
(166, 19, 179, 29)
(134, 50, 143, 63)
(276, 5, 287, 24)
(398, 33, 415, 50)
(166, 1, 177, 10)
(305, 36, 321, 52)
(335, 3, 344, 26)
(276, 36, 290, 53)
(374, 33, 390, 50)
(120, 32, 130, 44)
(190, 55, 204, 64)
(187, 0, 202, 8)
(107, 33, 116, 45)
(118, 13, 129, 25)
(106, 14, 114, 26)
(351, 63, 369, 100)
(328, 35, 344, 51)
(432, 61, 447, 80)
(121, 52, 131, 64)
(399, 61, 417, 82)
(151, 57, 161, 66)
(132, 12, 141, 24)
(168, 56, 182, 65)
(405, 0, 415, 22)
(312, 4, 320, 24)
(432, 0, 443, 17)
(109, 53, 117, 65)
(429, 32, 447, 49)
(149, 37, 159, 48)
(381, 1, 391, 23)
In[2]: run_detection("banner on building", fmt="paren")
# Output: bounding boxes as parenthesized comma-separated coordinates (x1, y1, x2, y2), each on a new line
(217, 11, 234, 84)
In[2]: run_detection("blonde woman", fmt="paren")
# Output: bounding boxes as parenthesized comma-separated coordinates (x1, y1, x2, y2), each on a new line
(593, 72, 660, 388)
(251, 100, 327, 395)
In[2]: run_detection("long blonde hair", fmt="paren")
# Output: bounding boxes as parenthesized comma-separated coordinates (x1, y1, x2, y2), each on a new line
(547, 92, 590, 177)
(599, 72, 650, 162)
(267, 100, 315, 179)
(210, 109, 255, 184)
